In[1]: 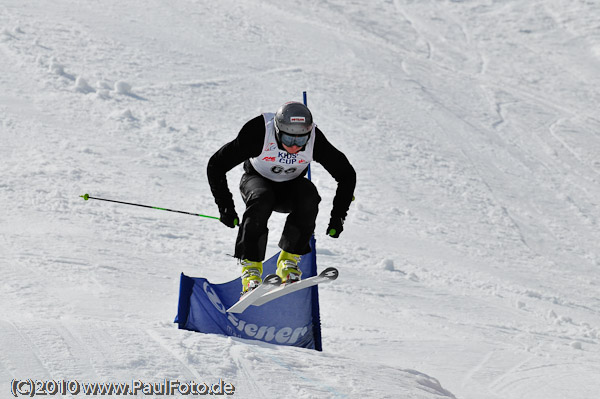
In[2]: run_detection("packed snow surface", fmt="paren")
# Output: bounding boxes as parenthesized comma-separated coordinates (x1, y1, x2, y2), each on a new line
(2, 0, 600, 398)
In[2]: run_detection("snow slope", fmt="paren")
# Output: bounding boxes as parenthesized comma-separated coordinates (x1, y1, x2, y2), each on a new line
(2, 0, 600, 398)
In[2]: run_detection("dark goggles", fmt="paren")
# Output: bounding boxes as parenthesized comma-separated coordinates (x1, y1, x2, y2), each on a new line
(279, 131, 310, 147)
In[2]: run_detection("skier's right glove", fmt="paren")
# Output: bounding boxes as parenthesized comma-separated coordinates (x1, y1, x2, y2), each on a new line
(326, 216, 344, 238)
(219, 206, 239, 228)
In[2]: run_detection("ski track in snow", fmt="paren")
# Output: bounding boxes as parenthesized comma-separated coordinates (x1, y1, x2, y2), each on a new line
(2, 0, 600, 398)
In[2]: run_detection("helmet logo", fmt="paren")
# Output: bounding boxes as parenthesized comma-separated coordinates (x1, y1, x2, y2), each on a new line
(290, 116, 306, 123)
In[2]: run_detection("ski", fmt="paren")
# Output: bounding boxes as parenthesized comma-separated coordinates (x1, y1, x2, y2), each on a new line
(226, 274, 282, 314)
(251, 267, 339, 307)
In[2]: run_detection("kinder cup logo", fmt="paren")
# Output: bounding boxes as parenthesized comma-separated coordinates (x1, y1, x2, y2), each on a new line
(264, 142, 278, 151)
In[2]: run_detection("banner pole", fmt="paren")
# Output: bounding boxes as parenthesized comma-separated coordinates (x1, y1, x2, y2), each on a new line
(303, 90, 323, 351)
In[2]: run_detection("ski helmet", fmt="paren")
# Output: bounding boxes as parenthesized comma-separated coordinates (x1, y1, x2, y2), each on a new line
(274, 102, 313, 136)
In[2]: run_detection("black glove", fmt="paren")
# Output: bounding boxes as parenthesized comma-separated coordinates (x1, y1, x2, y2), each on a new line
(326, 216, 344, 238)
(219, 207, 239, 228)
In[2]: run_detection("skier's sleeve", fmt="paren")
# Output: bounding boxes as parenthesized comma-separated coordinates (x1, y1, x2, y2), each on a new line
(207, 115, 264, 211)
(313, 128, 356, 220)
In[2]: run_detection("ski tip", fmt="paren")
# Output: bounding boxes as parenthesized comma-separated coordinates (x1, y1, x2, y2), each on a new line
(80, 193, 90, 201)
(320, 267, 339, 281)
(263, 274, 282, 285)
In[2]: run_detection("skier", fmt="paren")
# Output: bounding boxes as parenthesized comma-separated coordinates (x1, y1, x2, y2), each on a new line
(207, 101, 356, 295)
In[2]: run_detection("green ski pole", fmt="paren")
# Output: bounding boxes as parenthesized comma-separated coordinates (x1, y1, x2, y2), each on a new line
(79, 193, 226, 222)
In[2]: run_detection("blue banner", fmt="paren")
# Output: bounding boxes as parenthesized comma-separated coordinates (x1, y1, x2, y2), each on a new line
(175, 238, 322, 350)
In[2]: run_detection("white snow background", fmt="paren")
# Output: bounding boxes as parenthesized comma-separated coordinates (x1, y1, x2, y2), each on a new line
(2, 0, 600, 398)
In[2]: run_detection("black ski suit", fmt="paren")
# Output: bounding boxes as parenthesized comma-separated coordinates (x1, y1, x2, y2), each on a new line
(207, 114, 356, 261)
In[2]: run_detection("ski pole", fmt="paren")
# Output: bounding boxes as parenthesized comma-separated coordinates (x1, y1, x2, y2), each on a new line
(79, 193, 220, 220)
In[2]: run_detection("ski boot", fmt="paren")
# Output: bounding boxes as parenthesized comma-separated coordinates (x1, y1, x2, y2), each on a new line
(240, 259, 263, 296)
(276, 251, 302, 284)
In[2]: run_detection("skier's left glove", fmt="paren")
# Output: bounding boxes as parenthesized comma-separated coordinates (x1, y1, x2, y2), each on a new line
(326, 216, 344, 238)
